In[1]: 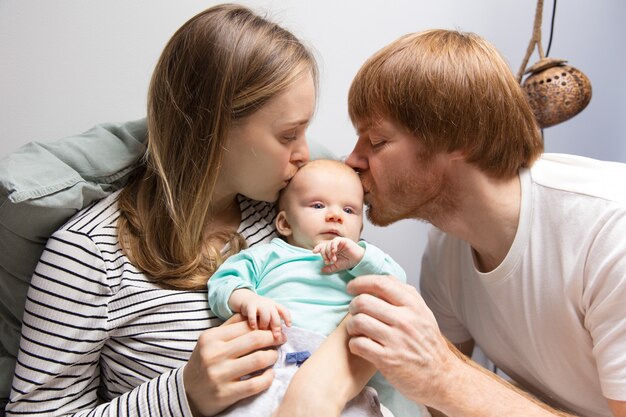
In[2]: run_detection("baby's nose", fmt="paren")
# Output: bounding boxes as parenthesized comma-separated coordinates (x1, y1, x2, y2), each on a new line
(326, 212, 343, 224)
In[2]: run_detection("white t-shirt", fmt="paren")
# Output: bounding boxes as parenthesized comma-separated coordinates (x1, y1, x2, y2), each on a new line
(421, 154, 626, 417)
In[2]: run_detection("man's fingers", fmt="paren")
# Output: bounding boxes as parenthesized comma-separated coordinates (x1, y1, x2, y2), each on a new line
(347, 274, 419, 307)
(346, 310, 393, 343)
(348, 292, 400, 327)
(348, 335, 385, 366)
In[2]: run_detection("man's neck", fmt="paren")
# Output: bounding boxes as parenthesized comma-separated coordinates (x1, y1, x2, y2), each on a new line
(436, 163, 522, 273)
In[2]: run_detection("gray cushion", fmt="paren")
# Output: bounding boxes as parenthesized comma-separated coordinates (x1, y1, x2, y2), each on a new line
(0, 118, 147, 399)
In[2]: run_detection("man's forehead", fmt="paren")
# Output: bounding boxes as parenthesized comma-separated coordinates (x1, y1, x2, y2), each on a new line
(354, 118, 378, 133)
(355, 117, 399, 135)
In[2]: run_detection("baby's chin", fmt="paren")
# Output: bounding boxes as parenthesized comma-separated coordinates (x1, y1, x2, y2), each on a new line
(288, 235, 336, 250)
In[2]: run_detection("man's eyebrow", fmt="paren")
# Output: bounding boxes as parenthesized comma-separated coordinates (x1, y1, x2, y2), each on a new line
(355, 124, 371, 135)
(355, 119, 379, 135)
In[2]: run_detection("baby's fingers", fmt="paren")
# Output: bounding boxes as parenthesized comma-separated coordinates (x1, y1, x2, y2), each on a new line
(258, 307, 271, 330)
(326, 241, 338, 263)
(246, 306, 258, 329)
(270, 307, 288, 340)
(312, 242, 324, 254)
(314, 243, 332, 264)
(276, 304, 292, 327)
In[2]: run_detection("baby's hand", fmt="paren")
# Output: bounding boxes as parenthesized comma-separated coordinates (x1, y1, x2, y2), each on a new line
(229, 289, 291, 339)
(313, 237, 365, 273)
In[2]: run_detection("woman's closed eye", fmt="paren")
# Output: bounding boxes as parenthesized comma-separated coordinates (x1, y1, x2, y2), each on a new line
(281, 128, 298, 141)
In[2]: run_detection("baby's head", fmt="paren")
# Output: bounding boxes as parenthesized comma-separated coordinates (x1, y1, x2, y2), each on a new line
(276, 159, 364, 249)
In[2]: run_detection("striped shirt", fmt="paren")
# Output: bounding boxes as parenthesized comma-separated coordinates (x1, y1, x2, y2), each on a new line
(7, 191, 278, 416)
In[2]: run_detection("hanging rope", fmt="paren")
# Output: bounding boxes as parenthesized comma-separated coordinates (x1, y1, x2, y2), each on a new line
(517, 0, 545, 82)
(545, 0, 557, 57)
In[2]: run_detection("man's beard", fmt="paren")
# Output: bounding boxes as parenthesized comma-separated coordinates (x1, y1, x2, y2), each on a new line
(364, 164, 457, 227)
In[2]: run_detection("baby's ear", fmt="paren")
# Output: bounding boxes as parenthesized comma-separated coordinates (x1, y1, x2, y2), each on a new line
(275, 210, 292, 237)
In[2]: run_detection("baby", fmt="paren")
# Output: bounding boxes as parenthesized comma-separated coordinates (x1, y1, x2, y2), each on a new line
(208, 159, 423, 417)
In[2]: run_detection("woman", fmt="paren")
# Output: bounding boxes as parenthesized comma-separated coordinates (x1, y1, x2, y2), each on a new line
(7, 4, 338, 416)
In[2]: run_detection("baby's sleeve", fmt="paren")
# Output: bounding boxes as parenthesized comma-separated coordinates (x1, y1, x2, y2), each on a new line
(349, 241, 407, 283)
(207, 250, 259, 320)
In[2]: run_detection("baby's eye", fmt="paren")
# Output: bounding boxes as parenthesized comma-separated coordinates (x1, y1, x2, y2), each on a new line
(343, 207, 355, 214)
(311, 203, 325, 209)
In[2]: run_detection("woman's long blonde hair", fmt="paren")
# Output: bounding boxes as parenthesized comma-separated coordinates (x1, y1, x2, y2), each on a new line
(117, 4, 317, 290)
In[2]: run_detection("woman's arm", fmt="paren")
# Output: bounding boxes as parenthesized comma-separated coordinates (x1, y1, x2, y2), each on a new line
(273, 315, 375, 417)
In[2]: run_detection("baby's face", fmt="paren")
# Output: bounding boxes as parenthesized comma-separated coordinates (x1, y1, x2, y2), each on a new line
(278, 163, 364, 249)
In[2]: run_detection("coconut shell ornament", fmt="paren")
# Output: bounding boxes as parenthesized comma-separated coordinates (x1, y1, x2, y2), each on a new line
(522, 57, 592, 128)
(517, 0, 592, 129)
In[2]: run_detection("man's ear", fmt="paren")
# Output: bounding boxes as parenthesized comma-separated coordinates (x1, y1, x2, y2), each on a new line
(448, 149, 466, 161)
(275, 210, 293, 237)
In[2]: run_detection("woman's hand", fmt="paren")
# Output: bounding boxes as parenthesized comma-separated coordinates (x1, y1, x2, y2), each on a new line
(183, 314, 285, 416)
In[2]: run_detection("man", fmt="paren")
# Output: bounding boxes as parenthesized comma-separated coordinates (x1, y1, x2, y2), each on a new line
(343, 29, 626, 417)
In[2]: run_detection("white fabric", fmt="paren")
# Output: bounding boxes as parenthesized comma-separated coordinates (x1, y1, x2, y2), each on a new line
(217, 326, 385, 417)
(420, 154, 626, 417)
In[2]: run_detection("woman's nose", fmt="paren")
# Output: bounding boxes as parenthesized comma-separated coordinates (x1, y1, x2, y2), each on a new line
(291, 136, 310, 168)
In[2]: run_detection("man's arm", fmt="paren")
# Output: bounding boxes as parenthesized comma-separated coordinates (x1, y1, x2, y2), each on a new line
(608, 400, 626, 417)
(346, 275, 580, 417)
(436, 339, 578, 417)
(455, 339, 475, 357)
(428, 339, 474, 417)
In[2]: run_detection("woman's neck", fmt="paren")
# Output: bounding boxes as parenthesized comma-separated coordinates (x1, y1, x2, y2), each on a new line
(204, 193, 241, 235)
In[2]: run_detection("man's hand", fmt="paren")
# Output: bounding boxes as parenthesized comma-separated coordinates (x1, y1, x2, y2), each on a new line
(345, 274, 455, 405)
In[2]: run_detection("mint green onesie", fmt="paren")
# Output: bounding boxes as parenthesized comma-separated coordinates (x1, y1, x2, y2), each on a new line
(208, 238, 424, 417)
(208, 237, 406, 334)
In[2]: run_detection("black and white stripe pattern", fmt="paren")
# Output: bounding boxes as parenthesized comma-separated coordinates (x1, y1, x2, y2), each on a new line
(7, 191, 278, 416)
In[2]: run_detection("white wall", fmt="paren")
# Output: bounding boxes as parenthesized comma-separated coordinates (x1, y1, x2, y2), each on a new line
(1, 0, 625, 286)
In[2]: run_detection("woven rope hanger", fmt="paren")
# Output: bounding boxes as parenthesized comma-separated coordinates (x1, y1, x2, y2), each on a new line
(517, 0, 592, 128)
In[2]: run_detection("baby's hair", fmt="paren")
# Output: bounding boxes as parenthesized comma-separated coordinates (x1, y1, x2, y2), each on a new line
(277, 159, 359, 211)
